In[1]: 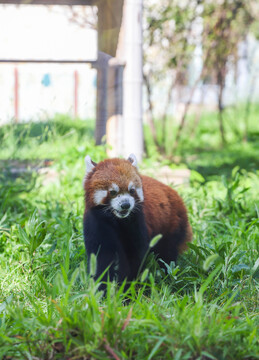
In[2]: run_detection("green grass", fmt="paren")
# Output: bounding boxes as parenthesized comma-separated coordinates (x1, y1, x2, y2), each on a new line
(145, 104, 259, 180)
(0, 112, 258, 359)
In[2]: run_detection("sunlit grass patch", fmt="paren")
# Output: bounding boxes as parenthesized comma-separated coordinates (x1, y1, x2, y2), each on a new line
(0, 113, 258, 359)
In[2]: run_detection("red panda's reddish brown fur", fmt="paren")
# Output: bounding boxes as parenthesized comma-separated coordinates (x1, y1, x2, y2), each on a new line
(84, 159, 142, 210)
(141, 175, 192, 254)
(83, 157, 192, 286)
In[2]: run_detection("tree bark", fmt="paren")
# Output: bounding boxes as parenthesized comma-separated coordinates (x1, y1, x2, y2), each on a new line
(217, 67, 226, 146)
(143, 73, 160, 149)
(172, 70, 204, 152)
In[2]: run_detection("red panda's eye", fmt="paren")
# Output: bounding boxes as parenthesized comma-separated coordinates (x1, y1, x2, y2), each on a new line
(129, 188, 135, 195)
(109, 190, 118, 197)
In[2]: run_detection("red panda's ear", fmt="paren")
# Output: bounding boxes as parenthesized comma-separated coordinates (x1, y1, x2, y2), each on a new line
(85, 155, 97, 174)
(128, 153, 138, 169)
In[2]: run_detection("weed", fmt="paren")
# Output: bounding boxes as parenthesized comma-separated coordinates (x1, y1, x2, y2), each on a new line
(0, 114, 258, 359)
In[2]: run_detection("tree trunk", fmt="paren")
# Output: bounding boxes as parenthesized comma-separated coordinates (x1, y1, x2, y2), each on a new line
(243, 73, 257, 143)
(190, 87, 205, 138)
(217, 69, 226, 146)
(160, 76, 177, 152)
(143, 73, 160, 149)
(173, 71, 204, 151)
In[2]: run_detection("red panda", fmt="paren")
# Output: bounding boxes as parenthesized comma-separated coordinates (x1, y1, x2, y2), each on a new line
(83, 154, 192, 287)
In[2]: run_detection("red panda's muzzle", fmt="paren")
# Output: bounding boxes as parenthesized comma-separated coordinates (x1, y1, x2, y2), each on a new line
(110, 193, 135, 218)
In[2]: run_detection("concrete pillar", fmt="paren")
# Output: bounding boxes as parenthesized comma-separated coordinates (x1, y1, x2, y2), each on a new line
(117, 0, 143, 161)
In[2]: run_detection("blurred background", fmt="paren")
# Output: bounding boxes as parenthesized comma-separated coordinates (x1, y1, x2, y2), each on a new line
(0, 0, 259, 178)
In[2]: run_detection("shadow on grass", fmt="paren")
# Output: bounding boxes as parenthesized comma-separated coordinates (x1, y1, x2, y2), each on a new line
(0, 171, 36, 214)
(0, 115, 94, 146)
(183, 136, 259, 180)
(0, 116, 95, 212)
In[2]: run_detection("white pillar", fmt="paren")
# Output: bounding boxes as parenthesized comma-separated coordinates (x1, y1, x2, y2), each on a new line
(117, 0, 143, 162)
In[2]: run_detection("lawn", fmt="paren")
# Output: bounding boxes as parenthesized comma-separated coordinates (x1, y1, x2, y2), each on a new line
(0, 111, 258, 359)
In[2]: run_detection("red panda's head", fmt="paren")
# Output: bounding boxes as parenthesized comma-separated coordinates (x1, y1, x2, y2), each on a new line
(83, 154, 144, 218)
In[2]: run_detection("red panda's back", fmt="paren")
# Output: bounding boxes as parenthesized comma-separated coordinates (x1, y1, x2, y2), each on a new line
(141, 175, 192, 252)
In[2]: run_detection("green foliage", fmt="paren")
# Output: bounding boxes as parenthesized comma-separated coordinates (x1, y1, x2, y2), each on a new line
(144, 0, 259, 150)
(0, 114, 96, 161)
(0, 117, 258, 359)
(145, 104, 259, 178)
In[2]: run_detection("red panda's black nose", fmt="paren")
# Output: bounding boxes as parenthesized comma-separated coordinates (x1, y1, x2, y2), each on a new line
(121, 201, 131, 210)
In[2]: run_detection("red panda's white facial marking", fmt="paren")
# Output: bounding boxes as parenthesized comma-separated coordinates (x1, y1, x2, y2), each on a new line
(109, 183, 119, 197)
(110, 193, 135, 218)
(93, 190, 108, 205)
(136, 187, 144, 202)
(84, 155, 144, 213)
(128, 181, 135, 193)
(108, 181, 144, 218)
(128, 181, 144, 202)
